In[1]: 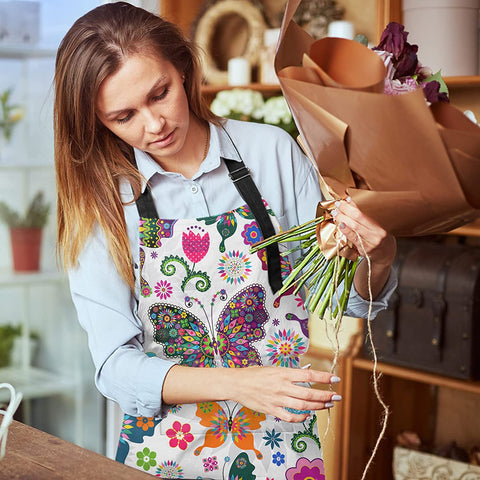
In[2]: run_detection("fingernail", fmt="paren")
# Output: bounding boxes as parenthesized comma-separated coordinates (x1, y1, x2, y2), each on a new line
(339, 222, 346, 229)
(334, 200, 341, 208)
(331, 394, 342, 401)
(346, 196, 352, 203)
(331, 209, 338, 218)
(330, 376, 341, 383)
(325, 402, 334, 408)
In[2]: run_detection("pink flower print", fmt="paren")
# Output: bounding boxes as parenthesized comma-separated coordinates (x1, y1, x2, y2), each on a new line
(285, 457, 325, 480)
(182, 227, 210, 264)
(154, 280, 173, 299)
(166, 421, 194, 450)
(202, 456, 219, 472)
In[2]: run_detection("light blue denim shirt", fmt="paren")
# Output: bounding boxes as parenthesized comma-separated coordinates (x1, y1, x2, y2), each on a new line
(69, 119, 397, 417)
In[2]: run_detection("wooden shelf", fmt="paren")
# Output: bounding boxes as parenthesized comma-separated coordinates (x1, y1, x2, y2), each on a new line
(449, 219, 480, 238)
(446, 76, 480, 88)
(202, 83, 282, 103)
(353, 357, 480, 395)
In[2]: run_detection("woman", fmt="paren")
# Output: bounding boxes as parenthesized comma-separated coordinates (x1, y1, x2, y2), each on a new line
(55, 3, 396, 478)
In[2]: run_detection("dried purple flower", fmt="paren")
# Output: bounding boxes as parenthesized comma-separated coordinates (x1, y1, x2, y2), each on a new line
(374, 22, 410, 60)
(422, 81, 449, 104)
(394, 42, 418, 79)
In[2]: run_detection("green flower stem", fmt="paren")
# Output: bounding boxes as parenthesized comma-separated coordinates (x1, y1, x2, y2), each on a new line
(281, 238, 317, 257)
(250, 217, 323, 252)
(317, 257, 347, 317)
(277, 244, 319, 295)
(333, 258, 359, 320)
(291, 253, 327, 295)
(308, 259, 336, 312)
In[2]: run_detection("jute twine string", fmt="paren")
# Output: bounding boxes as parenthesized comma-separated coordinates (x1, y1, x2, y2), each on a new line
(319, 231, 390, 479)
(356, 233, 390, 480)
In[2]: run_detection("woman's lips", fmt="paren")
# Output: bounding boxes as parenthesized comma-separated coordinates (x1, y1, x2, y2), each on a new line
(151, 129, 175, 148)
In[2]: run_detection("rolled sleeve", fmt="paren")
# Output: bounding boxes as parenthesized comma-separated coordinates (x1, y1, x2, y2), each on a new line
(69, 226, 175, 417)
(344, 261, 398, 319)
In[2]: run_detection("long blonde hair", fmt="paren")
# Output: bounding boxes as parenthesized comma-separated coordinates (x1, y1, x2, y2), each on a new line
(54, 2, 219, 290)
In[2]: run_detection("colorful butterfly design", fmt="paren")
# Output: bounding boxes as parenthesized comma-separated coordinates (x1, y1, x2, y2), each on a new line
(148, 284, 269, 368)
(194, 401, 265, 459)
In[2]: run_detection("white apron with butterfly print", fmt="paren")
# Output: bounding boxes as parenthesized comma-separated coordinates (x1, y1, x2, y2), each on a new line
(115, 200, 327, 480)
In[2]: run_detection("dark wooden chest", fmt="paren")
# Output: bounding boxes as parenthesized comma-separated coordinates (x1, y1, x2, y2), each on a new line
(364, 239, 480, 380)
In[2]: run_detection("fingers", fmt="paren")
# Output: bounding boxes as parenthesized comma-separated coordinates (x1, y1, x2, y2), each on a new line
(230, 366, 343, 423)
(331, 198, 395, 262)
(270, 368, 343, 421)
(276, 388, 342, 423)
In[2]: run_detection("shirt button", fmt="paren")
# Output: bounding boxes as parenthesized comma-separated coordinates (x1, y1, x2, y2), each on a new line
(191, 184, 199, 194)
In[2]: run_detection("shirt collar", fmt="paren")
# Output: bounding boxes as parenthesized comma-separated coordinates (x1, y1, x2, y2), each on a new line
(133, 120, 243, 192)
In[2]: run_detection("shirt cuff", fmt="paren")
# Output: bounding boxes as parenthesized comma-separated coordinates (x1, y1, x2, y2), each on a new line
(345, 263, 398, 320)
(96, 347, 176, 418)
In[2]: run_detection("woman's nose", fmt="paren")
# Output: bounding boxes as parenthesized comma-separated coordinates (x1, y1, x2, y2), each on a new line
(143, 108, 165, 134)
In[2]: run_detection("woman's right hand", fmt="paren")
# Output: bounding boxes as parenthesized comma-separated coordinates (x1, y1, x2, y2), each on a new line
(228, 365, 341, 422)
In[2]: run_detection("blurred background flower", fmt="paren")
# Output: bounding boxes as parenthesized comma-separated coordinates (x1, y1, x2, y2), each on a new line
(210, 88, 299, 139)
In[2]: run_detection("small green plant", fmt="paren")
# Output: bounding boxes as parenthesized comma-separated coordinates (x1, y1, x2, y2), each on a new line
(0, 88, 24, 142)
(0, 191, 50, 228)
(0, 325, 39, 368)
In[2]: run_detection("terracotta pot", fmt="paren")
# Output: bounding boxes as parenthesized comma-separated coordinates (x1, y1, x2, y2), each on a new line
(9, 227, 43, 272)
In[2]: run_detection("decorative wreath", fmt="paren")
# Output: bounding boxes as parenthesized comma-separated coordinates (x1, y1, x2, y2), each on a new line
(193, 0, 267, 85)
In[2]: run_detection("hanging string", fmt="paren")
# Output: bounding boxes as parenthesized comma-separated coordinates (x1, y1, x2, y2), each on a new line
(355, 233, 390, 480)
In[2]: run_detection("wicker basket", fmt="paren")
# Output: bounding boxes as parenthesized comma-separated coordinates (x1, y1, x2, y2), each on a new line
(393, 447, 480, 480)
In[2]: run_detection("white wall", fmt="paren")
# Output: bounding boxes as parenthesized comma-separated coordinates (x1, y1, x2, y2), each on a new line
(0, 0, 161, 456)
(0, 0, 104, 454)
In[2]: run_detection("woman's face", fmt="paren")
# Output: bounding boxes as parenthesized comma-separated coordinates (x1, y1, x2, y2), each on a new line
(96, 53, 191, 164)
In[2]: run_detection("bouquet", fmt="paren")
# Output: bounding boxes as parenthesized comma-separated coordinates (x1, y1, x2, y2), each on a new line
(251, 0, 480, 319)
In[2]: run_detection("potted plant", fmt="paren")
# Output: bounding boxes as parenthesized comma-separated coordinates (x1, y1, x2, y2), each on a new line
(0, 324, 39, 368)
(0, 191, 50, 272)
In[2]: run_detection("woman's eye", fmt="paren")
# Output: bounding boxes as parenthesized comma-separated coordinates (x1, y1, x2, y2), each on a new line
(117, 112, 133, 124)
(153, 88, 169, 102)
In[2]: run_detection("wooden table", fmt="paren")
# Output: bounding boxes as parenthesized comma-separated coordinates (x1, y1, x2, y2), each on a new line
(1, 421, 150, 479)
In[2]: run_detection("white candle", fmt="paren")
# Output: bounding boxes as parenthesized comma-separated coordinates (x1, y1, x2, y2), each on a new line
(328, 20, 355, 40)
(228, 57, 251, 86)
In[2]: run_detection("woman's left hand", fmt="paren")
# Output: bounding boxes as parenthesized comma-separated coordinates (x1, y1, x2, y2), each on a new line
(332, 197, 396, 300)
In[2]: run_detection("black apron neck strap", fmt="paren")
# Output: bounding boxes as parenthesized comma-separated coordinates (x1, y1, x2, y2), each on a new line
(135, 186, 158, 219)
(223, 157, 283, 294)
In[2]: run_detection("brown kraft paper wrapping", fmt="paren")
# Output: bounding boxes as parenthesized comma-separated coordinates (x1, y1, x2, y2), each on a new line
(275, 0, 480, 238)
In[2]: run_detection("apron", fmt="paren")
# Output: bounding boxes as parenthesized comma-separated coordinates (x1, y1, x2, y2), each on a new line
(115, 151, 326, 480)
